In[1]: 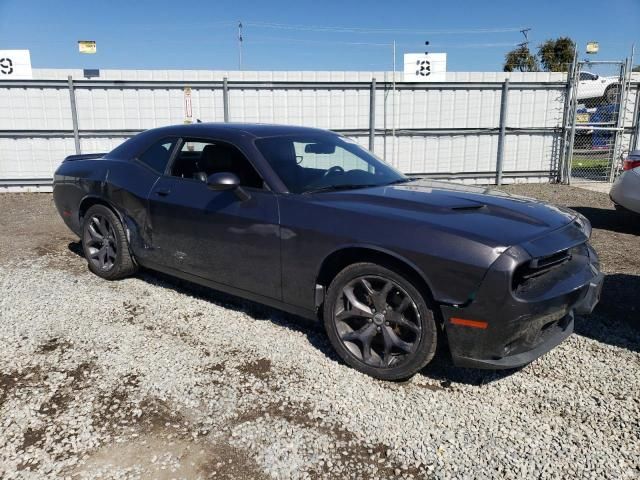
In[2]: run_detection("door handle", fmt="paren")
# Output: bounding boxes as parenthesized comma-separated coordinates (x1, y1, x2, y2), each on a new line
(154, 188, 171, 196)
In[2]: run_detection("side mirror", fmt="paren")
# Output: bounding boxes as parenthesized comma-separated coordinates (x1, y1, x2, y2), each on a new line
(206, 172, 251, 201)
(206, 172, 240, 191)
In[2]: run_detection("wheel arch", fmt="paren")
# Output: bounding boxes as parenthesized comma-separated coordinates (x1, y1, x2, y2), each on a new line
(78, 195, 139, 259)
(316, 245, 438, 307)
(78, 195, 124, 225)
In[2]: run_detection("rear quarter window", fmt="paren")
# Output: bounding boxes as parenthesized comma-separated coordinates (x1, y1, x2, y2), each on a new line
(137, 138, 178, 173)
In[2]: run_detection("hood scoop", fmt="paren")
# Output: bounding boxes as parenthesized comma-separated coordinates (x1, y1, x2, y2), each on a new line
(448, 201, 548, 226)
(450, 204, 487, 212)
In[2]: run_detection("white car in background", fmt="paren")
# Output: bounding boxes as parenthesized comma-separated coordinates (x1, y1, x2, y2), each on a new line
(610, 151, 640, 217)
(577, 71, 620, 105)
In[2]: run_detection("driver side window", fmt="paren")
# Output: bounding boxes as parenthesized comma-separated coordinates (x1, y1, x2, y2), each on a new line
(169, 139, 264, 189)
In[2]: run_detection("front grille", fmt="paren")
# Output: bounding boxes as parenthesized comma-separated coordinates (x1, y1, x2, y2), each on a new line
(512, 244, 588, 298)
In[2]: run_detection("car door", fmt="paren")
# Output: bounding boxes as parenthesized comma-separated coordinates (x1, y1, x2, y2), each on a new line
(146, 138, 282, 301)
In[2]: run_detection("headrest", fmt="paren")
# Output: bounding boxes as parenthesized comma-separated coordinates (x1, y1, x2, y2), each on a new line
(200, 144, 234, 171)
(265, 140, 295, 166)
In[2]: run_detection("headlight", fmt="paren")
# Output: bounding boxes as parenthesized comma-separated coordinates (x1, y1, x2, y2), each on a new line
(575, 213, 592, 239)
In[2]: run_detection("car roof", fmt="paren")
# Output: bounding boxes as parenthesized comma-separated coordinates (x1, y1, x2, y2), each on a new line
(106, 122, 339, 162)
(144, 122, 335, 139)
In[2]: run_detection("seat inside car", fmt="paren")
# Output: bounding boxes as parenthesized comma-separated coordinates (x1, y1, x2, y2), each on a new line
(263, 140, 300, 188)
(171, 144, 233, 181)
(198, 144, 235, 177)
(171, 154, 199, 179)
(196, 144, 263, 188)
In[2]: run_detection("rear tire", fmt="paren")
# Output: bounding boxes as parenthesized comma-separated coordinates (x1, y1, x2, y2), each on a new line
(323, 262, 437, 381)
(81, 204, 137, 280)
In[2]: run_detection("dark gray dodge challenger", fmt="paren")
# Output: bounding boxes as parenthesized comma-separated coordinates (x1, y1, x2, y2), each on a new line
(53, 123, 603, 380)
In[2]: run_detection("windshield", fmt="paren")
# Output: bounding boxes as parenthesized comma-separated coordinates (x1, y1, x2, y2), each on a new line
(255, 134, 407, 193)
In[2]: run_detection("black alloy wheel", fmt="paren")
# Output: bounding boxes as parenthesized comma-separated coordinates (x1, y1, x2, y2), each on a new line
(324, 262, 437, 380)
(84, 213, 117, 272)
(81, 204, 137, 280)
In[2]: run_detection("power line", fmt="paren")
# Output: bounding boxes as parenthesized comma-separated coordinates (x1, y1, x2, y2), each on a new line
(245, 36, 518, 49)
(245, 36, 391, 47)
(243, 21, 525, 36)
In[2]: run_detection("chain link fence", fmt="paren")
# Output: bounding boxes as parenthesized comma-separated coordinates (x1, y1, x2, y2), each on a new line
(568, 61, 629, 182)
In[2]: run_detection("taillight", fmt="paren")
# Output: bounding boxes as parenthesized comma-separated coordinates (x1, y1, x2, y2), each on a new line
(623, 157, 640, 171)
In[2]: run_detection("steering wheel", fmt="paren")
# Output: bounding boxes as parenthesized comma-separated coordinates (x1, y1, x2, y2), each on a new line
(322, 165, 345, 178)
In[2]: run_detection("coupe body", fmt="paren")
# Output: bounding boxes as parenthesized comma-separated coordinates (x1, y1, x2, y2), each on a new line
(53, 123, 603, 379)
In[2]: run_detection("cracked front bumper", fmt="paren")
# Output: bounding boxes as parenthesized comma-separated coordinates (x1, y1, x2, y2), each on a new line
(440, 232, 602, 370)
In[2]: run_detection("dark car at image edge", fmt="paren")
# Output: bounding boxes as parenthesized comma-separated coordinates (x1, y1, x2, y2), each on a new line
(53, 123, 604, 380)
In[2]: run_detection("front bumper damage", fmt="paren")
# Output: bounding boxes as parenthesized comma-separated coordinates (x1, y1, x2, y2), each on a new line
(440, 222, 603, 370)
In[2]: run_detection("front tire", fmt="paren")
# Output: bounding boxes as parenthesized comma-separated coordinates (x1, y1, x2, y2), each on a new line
(604, 84, 620, 104)
(323, 262, 437, 380)
(81, 204, 137, 280)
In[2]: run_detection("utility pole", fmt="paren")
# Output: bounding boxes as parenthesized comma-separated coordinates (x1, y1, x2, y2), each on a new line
(518, 28, 531, 48)
(391, 40, 396, 165)
(238, 21, 243, 70)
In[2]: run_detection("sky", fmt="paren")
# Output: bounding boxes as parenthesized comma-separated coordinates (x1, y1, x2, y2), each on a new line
(0, 0, 638, 72)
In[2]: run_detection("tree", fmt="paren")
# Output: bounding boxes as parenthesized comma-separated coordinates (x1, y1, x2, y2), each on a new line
(503, 46, 539, 72)
(633, 65, 640, 72)
(538, 37, 575, 72)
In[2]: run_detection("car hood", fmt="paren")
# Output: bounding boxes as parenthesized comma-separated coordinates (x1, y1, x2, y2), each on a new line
(310, 179, 579, 249)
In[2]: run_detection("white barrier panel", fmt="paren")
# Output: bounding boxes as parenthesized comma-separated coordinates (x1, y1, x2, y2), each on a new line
(0, 68, 583, 189)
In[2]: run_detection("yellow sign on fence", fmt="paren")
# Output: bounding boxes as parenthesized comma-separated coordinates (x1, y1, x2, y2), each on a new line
(78, 41, 96, 54)
(576, 113, 590, 124)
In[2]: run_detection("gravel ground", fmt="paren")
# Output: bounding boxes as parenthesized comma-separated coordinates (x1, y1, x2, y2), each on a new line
(0, 185, 638, 479)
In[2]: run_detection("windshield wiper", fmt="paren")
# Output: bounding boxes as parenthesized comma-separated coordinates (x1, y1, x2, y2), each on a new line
(385, 177, 421, 186)
(302, 184, 380, 194)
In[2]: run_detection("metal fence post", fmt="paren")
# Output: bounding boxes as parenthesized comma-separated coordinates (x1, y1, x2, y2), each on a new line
(495, 78, 510, 185)
(67, 75, 81, 154)
(632, 84, 640, 151)
(223, 77, 229, 122)
(369, 78, 376, 152)
(609, 59, 631, 181)
(559, 62, 574, 183)
(564, 58, 581, 185)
